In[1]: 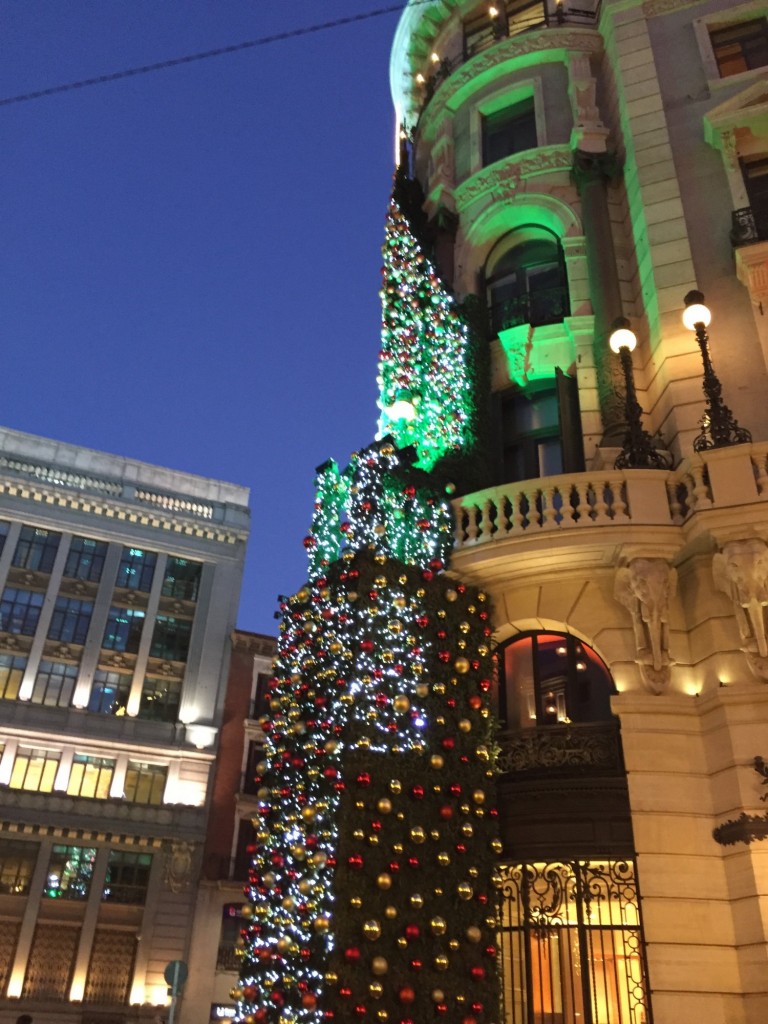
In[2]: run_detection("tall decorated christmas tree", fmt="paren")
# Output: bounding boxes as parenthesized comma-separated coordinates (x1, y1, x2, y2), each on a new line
(234, 183, 500, 1024)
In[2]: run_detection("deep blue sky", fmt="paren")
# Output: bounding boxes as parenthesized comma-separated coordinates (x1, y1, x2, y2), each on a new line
(0, 1, 400, 634)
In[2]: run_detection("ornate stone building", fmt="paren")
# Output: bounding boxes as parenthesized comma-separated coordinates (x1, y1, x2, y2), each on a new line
(389, 1, 768, 1022)
(0, 427, 249, 1024)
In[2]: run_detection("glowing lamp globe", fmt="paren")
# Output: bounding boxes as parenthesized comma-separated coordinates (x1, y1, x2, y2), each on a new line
(386, 390, 417, 422)
(608, 317, 637, 354)
(682, 290, 712, 330)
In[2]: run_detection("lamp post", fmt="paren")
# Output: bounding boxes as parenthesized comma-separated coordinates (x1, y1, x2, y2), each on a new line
(609, 318, 668, 470)
(682, 290, 752, 452)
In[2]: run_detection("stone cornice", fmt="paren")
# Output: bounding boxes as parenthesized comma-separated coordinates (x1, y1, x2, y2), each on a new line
(454, 145, 573, 211)
(232, 630, 277, 656)
(643, 0, 702, 17)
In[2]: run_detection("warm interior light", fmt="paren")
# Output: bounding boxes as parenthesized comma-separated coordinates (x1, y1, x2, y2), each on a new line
(430, 52, 440, 63)
(489, 5, 499, 16)
(415, 73, 425, 84)
(608, 317, 637, 353)
(682, 291, 712, 330)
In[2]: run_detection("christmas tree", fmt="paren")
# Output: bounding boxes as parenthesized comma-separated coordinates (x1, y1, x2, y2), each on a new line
(235, 187, 499, 1024)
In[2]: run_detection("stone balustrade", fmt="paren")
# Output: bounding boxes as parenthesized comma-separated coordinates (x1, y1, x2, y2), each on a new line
(452, 442, 768, 549)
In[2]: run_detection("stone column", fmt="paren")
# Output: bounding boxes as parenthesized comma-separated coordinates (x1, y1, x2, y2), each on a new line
(572, 149, 626, 446)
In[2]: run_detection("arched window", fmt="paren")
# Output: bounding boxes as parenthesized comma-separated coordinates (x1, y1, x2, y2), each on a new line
(485, 227, 569, 334)
(498, 631, 615, 730)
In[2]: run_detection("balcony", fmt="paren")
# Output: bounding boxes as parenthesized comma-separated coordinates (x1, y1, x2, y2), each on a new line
(451, 442, 768, 563)
(731, 206, 768, 246)
(497, 719, 624, 777)
(490, 285, 569, 333)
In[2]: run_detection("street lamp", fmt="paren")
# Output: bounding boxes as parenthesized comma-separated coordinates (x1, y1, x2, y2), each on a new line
(682, 290, 752, 452)
(609, 317, 668, 470)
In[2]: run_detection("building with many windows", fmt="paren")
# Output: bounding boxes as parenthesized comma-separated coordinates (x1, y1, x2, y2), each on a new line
(386, 0, 768, 1022)
(0, 426, 249, 1024)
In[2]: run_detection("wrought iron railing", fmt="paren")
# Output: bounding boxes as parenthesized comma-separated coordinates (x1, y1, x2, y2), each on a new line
(731, 205, 768, 246)
(497, 720, 625, 776)
(217, 943, 240, 971)
(489, 286, 569, 332)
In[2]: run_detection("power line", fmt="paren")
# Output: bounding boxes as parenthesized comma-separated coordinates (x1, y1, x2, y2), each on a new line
(0, 1, 429, 108)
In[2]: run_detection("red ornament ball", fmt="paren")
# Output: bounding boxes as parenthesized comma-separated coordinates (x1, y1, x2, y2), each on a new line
(399, 987, 416, 1005)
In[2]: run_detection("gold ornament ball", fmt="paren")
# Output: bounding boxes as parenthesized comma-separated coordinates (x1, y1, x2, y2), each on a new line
(325, 972, 338, 985)
(432, 989, 445, 1003)
(372, 957, 389, 976)
(388, 619, 403, 634)
(377, 873, 392, 890)
(430, 916, 447, 936)
(473, 789, 485, 804)
(461, 822, 474, 838)
(277, 937, 291, 954)
(434, 955, 449, 972)
(455, 657, 470, 674)
(448, 939, 459, 952)
(384, 905, 398, 920)
(301, 806, 316, 822)
(363, 919, 382, 941)
(490, 838, 503, 854)
(376, 1011, 388, 1022)
(393, 695, 410, 714)
(445, 589, 458, 602)
(433, 682, 446, 695)
(459, 621, 470, 634)
(369, 982, 384, 999)
(390, 779, 402, 795)
(476, 745, 490, 761)
(437, 851, 450, 866)
(430, 754, 444, 770)
(377, 797, 392, 814)
(314, 916, 331, 933)
(468, 866, 479, 878)
(350, 896, 363, 909)
(410, 826, 426, 844)
(466, 926, 482, 943)
(396, 936, 408, 949)
(457, 882, 473, 901)
(458, 718, 472, 733)
(415, 683, 429, 698)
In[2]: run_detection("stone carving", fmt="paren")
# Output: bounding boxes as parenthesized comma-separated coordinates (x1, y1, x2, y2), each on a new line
(164, 840, 197, 893)
(615, 559, 677, 693)
(569, 54, 608, 152)
(714, 539, 768, 680)
(644, 0, 699, 16)
(455, 146, 573, 211)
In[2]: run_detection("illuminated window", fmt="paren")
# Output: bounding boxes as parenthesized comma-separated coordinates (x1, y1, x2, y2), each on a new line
(8, 747, 60, 793)
(0, 838, 40, 894)
(463, 4, 508, 57)
(138, 676, 181, 722)
(67, 754, 115, 799)
(44, 844, 97, 899)
(30, 660, 79, 707)
(88, 669, 131, 714)
(710, 18, 768, 77)
(103, 850, 152, 903)
(12, 526, 60, 574)
(64, 536, 108, 582)
(103, 606, 145, 653)
(0, 654, 28, 700)
(499, 632, 614, 729)
(48, 596, 93, 644)
(116, 546, 157, 592)
(0, 587, 44, 636)
(482, 97, 537, 166)
(498, 859, 651, 1024)
(486, 227, 569, 333)
(124, 761, 167, 805)
(162, 557, 203, 601)
(150, 615, 192, 662)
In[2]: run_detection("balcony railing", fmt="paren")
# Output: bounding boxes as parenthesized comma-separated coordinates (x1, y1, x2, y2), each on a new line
(452, 442, 768, 549)
(490, 286, 569, 333)
(731, 205, 768, 246)
(497, 720, 624, 776)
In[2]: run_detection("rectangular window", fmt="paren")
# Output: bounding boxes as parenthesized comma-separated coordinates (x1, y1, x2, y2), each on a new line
(9, 748, 60, 793)
(0, 587, 45, 636)
(103, 850, 153, 903)
(67, 754, 115, 799)
(103, 607, 145, 653)
(12, 525, 61, 574)
(251, 671, 272, 720)
(44, 844, 97, 899)
(116, 546, 157, 592)
(482, 97, 537, 166)
(63, 536, 108, 582)
(123, 761, 167, 805)
(0, 521, 10, 558)
(48, 595, 93, 645)
(150, 615, 192, 662)
(31, 660, 79, 708)
(138, 676, 181, 722)
(498, 860, 651, 1024)
(162, 557, 203, 601)
(710, 18, 768, 77)
(88, 669, 132, 715)
(0, 653, 28, 701)
(0, 838, 40, 895)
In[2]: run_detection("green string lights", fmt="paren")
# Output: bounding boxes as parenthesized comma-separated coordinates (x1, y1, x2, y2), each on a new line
(377, 199, 474, 470)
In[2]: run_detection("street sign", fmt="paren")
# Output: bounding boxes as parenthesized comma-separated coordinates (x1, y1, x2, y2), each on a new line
(164, 960, 188, 996)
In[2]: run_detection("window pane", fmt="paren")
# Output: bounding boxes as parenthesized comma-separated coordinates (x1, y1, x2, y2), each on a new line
(47, 596, 93, 644)
(67, 755, 115, 799)
(124, 762, 167, 805)
(150, 616, 192, 662)
(12, 526, 61, 573)
(9, 748, 60, 792)
(103, 607, 145, 652)
(89, 669, 132, 715)
(31, 660, 79, 708)
(138, 676, 181, 722)
(711, 19, 768, 77)
(103, 850, 152, 904)
(0, 838, 40, 895)
(116, 547, 157, 592)
(0, 654, 28, 700)
(482, 98, 536, 165)
(162, 557, 202, 601)
(44, 844, 97, 899)
(63, 536, 108, 582)
(0, 588, 44, 636)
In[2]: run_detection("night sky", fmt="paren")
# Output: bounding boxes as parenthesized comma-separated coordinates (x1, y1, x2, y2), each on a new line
(0, 1, 402, 634)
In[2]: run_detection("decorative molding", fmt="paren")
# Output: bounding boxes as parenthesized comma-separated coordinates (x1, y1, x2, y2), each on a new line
(0, 819, 163, 847)
(496, 722, 624, 775)
(615, 559, 677, 694)
(455, 145, 574, 211)
(713, 539, 768, 681)
(232, 630, 278, 657)
(643, 0, 700, 16)
(164, 839, 198, 893)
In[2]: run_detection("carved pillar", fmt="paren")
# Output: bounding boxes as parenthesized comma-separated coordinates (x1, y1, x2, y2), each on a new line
(572, 150, 626, 446)
(713, 538, 768, 681)
(614, 558, 677, 693)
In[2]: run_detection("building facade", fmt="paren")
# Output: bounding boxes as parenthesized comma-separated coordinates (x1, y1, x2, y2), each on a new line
(185, 629, 275, 1024)
(389, 1, 768, 1022)
(0, 427, 249, 1024)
